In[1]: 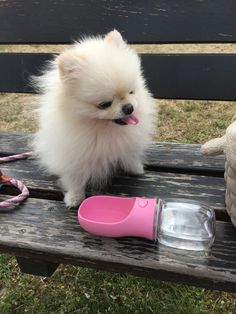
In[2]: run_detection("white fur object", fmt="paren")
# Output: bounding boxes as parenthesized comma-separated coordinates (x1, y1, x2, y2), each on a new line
(33, 30, 157, 207)
(201, 117, 236, 227)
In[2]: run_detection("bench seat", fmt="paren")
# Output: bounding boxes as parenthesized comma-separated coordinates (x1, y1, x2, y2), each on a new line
(1, 131, 236, 292)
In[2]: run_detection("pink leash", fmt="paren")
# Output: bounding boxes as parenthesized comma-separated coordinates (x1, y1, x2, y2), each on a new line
(0, 152, 32, 209)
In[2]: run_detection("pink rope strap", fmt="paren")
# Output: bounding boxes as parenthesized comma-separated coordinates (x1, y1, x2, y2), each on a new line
(0, 152, 33, 209)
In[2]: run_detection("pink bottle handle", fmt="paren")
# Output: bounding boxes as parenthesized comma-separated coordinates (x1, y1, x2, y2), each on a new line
(78, 196, 157, 240)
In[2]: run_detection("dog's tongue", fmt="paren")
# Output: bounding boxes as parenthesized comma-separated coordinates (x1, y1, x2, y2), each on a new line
(122, 114, 139, 125)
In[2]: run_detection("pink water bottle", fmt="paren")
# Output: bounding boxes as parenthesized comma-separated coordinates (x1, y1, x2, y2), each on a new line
(78, 196, 215, 251)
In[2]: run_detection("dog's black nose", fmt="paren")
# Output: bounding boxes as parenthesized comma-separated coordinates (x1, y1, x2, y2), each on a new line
(122, 104, 134, 115)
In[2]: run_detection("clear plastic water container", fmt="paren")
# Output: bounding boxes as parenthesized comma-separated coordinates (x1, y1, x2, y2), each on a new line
(78, 196, 216, 251)
(155, 198, 216, 250)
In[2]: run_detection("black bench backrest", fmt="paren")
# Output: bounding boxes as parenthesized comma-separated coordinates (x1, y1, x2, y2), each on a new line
(1, 0, 236, 100)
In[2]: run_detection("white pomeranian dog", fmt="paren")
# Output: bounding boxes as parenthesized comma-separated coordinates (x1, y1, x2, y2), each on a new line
(33, 30, 156, 207)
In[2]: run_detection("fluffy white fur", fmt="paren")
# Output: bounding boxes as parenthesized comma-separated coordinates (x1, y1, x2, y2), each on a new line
(33, 30, 156, 207)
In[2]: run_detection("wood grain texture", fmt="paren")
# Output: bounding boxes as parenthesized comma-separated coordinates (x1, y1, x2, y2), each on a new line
(0, 159, 226, 209)
(1, 53, 236, 101)
(0, 132, 33, 155)
(0, 133, 225, 173)
(0, 195, 235, 291)
(0, 132, 226, 218)
(1, 0, 236, 44)
(147, 142, 224, 174)
(0, 151, 226, 214)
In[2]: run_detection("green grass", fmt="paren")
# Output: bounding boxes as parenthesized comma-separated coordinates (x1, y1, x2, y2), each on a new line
(0, 45, 8, 52)
(0, 94, 36, 132)
(0, 255, 235, 314)
(1, 95, 236, 313)
(157, 100, 236, 143)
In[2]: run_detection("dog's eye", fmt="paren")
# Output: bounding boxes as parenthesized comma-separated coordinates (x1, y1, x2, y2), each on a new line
(129, 90, 134, 95)
(98, 101, 112, 109)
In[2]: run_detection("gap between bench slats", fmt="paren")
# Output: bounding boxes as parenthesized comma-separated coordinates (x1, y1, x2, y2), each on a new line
(0, 195, 235, 292)
(1, 53, 236, 100)
(0, 0, 236, 44)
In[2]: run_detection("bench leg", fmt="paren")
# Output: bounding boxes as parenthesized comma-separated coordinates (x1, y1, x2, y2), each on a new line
(16, 256, 59, 276)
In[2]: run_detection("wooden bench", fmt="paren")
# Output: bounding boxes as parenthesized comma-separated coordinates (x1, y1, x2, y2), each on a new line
(1, 0, 236, 292)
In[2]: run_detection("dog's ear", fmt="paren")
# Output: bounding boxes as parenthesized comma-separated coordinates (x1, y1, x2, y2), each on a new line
(56, 51, 84, 79)
(105, 29, 124, 46)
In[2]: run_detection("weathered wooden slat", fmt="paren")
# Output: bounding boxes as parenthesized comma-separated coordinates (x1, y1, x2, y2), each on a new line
(143, 54, 236, 101)
(0, 53, 53, 93)
(1, 0, 236, 44)
(0, 131, 227, 216)
(1, 53, 236, 101)
(0, 132, 33, 155)
(146, 142, 224, 174)
(0, 132, 225, 173)
(0, 196, 235, 291)
(0, 157, 226, 216)
(0, 132, 32, 155)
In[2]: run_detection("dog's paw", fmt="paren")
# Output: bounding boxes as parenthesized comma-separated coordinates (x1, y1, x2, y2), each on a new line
(64, 190, 85, 208)
(128, 162, 144, 175)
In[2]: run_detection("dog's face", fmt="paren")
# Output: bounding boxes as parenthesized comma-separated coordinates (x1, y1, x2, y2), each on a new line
(56, 30, 143, 125)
